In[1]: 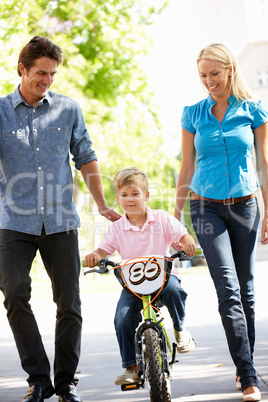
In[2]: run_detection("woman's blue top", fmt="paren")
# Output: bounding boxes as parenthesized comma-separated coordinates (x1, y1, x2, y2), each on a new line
(181, 94, 268, 199)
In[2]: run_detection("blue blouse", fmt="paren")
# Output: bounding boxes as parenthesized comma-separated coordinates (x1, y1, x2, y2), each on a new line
(181, 95, 268, 199)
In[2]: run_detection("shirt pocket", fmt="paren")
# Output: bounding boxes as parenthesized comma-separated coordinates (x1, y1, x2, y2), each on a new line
(47, 126, 70, 154)
(1, 128, 30, 158)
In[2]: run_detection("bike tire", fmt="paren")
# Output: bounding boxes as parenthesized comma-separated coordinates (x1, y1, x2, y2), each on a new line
(144, 327, 164, 402)
(162, 374, 172, 402)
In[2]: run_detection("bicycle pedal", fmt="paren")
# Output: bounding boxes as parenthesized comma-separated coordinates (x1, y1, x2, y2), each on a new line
(121, 382, 144, 391)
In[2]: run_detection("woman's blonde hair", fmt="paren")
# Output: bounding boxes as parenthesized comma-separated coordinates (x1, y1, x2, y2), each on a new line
(113, 167, 149, 194)
(197, 43, 252, 100)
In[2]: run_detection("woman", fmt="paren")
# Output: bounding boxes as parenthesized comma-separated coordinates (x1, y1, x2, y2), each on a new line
(175, 43, 268, 402)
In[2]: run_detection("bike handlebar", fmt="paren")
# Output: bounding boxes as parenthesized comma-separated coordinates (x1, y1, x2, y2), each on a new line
(82, 247, 204, 275)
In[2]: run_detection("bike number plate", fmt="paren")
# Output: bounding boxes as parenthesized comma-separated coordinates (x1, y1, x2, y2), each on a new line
(120, 256, 166, 295)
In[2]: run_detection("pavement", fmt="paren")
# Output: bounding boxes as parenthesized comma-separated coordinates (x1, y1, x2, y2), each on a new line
(0, 245, 267, 402)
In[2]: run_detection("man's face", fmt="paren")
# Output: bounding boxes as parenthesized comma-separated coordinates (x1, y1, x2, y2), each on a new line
(19, 56, 58, 106)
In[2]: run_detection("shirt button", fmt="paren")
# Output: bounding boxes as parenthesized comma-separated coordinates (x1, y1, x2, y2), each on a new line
(12, 131, 15, 135)
(58, 127, 61, 131)
(41, 207, 44, 211)
(40, 187, 43, 190)
(38, 167, 42, 170)
(33, 110, 36, 113)
(36, 148, 40, 151)
(34, 129, 37, 132)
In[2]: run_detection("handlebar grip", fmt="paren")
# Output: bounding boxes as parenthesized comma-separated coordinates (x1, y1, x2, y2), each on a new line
(82, 259, 101, 268)
(195, 247, 203, 256)
(170, 247, 204, 260)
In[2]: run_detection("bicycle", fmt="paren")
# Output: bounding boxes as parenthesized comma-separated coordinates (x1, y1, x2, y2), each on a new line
(83, 248, 204, 402)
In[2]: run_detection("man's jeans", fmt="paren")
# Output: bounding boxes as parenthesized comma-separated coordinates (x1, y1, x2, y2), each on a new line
(190, 197, 260, 391)
(0, 228, 82, 394)
(114, 274, 187, 368)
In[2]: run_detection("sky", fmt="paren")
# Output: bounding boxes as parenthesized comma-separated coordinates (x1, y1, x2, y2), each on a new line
(143, 0, 268, 156)
(144, 0, 204, 156)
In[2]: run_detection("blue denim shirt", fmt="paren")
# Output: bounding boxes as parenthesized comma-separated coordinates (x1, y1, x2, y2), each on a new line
(181, 95, 268, 199)
(0, 86, 97, 235)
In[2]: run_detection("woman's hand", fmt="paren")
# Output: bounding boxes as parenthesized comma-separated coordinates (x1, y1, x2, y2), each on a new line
(260, 214, 268, 245)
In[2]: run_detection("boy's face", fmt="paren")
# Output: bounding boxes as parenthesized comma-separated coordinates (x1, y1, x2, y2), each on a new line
(115, 184, 149, 217)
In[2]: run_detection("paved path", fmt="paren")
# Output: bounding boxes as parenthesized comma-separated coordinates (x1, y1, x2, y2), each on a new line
(0, 248, 267, 401)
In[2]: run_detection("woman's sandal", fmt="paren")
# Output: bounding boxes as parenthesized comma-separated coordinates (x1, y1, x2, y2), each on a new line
(242, 388, 261, 401)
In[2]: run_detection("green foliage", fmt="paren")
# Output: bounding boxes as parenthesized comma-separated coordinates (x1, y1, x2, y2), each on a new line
(0, 0, 180, 226)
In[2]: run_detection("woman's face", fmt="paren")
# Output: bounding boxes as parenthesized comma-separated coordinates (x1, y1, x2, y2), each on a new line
(198, 59, 232, 100)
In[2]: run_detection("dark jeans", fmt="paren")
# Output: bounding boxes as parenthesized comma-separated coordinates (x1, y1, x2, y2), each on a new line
(190, 197, 260, 392)
(0, 228, 82, 394)
(114, 274, 187, 368)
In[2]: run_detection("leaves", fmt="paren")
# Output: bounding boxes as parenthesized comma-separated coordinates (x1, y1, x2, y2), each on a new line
(0, 0, 178, 219)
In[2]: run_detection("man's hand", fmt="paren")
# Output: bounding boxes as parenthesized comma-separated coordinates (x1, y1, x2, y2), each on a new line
(80, 161, 121, 222)
(98, 205, 121, 222)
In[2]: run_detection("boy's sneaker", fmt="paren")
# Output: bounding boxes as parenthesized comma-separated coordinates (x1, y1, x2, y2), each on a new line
(174, 328, 196, 353)
(114, 367, 139, 385)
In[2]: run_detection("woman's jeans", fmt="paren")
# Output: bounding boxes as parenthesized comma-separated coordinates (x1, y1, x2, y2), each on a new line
(114, 274, 187, 368)
(0, 228, 82, 394)
(190, 197, 260, 391)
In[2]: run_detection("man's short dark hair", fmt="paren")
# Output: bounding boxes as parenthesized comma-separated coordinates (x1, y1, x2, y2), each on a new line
(18, 36, 63, 76)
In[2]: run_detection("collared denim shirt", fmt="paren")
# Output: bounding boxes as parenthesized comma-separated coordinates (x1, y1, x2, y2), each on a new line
(0, 87, 97, 235)
(181, 95, 268, 199)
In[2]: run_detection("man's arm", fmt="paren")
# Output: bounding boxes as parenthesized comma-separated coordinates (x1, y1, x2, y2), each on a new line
(80, 160, 121, 222)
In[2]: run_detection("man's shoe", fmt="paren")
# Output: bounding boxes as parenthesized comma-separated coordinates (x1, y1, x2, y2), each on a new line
(174, 328, 196, 353)
(114, 367, 140, 385)
(22, 384, 55, 402)
(58, 385, 81, 402)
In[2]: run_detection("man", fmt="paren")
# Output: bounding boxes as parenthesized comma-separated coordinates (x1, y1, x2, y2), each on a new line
(0, 36, 120, 402)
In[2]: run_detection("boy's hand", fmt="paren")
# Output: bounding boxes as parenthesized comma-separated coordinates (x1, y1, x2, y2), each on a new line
(171, 241, 196, 257)
(182, 242, 196, 257)
(84, 253, 101, 268)
(173, 234, 196, 257)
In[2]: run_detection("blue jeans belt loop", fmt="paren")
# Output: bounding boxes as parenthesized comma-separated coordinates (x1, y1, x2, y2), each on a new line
(190, 192, 255, 205)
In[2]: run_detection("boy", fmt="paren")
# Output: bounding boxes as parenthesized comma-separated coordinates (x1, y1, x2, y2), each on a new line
(85, 167, 196, 385)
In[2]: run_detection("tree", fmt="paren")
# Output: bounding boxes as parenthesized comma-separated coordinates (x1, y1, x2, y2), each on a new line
(0, 0, 179, 250)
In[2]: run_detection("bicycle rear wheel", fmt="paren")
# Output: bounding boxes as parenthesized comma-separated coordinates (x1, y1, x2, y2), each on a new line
(144, 327, 171, 401)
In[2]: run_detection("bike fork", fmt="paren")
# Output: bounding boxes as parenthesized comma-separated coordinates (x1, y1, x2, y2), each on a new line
(135, 320, 170, 377)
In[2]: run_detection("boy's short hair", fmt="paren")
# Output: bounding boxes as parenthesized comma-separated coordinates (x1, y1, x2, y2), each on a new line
(113, 167, 149, 193)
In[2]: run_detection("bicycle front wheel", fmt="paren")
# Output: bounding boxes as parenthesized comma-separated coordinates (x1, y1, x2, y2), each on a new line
(162, 373, 172, 402)
(144, 327, 171, 401)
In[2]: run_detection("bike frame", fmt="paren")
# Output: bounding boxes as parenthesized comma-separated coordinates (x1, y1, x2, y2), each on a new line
(135, 294, 175, 382)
